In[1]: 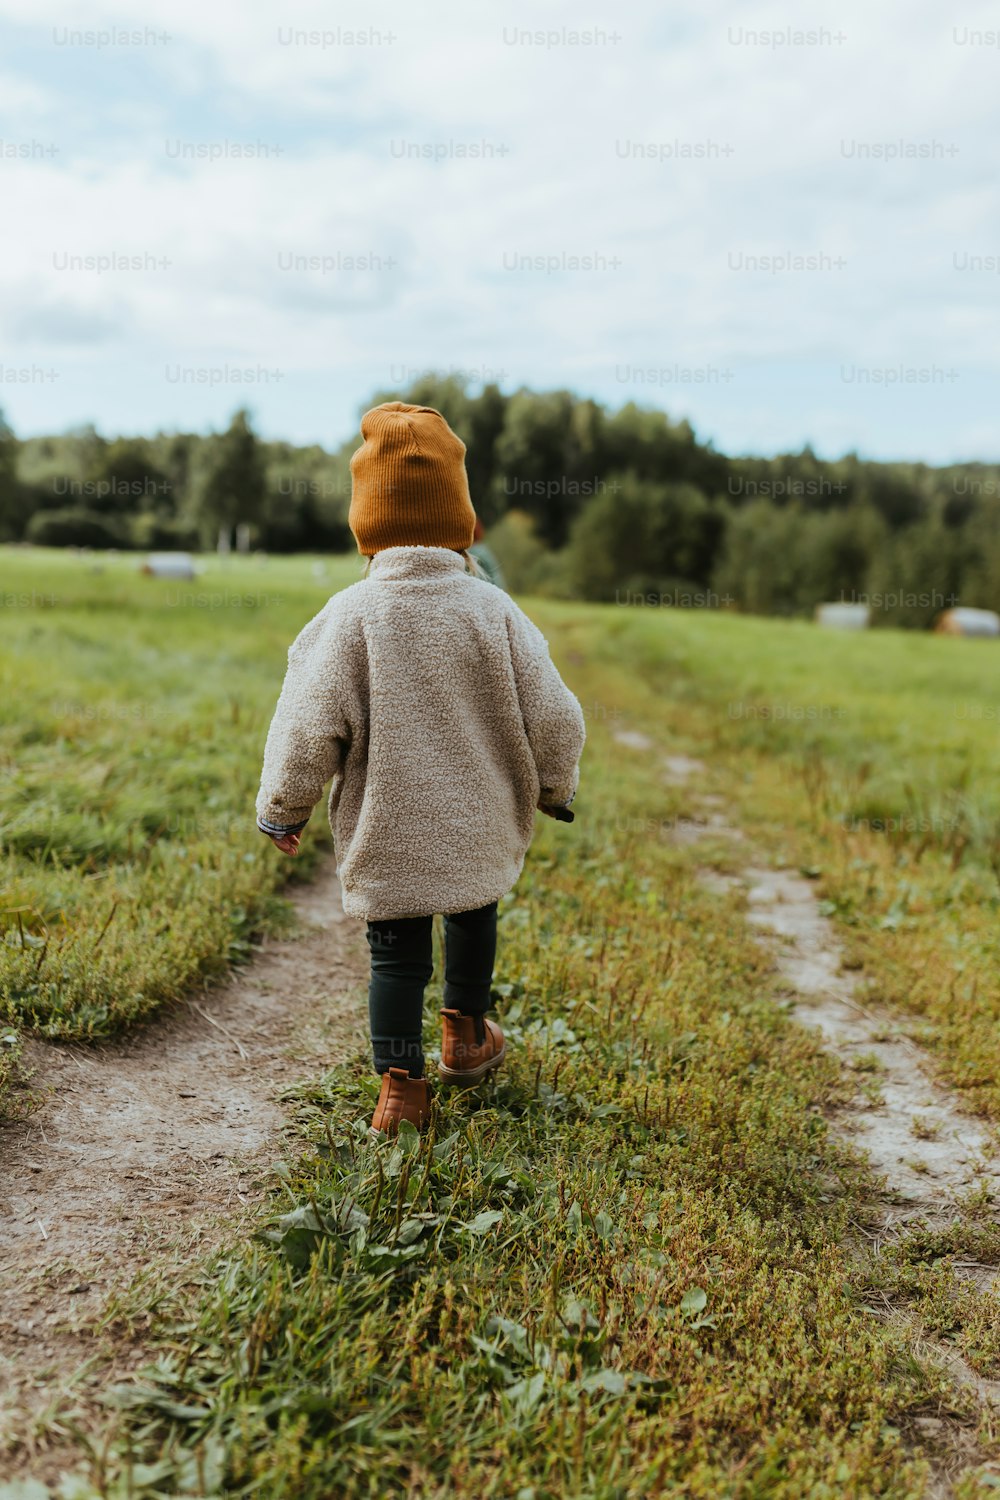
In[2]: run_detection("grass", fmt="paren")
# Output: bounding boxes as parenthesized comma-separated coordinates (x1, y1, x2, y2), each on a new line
(582, 604, 1000, 1121)
(40, 751, 947, 1497)
(6, 552, 1000, 1494)
(0, 548, 360, 1079)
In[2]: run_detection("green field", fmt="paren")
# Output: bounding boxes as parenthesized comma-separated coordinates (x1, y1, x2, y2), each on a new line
(0, 549, 360, 1105)
(4, 548, 1000, 1495)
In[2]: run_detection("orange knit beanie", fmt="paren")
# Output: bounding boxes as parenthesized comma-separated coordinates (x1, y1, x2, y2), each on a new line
(348, 401, 476, 556)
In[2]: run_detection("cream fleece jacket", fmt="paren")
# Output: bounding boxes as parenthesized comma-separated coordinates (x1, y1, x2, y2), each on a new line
(255, 545, 586, 921)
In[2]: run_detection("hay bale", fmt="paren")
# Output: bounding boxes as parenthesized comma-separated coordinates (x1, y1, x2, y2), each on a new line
(934, 607, 1000, 637)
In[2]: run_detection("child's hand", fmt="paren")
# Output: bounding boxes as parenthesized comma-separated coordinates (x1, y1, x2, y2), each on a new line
(269, 831, 301, 856)
(537, 801, 575, 823)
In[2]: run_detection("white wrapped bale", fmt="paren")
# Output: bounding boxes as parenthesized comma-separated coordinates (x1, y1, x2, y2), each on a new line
(815, 602, 870, 630)
(935, 607, 1000, 637)
(140, 552, 197, 581)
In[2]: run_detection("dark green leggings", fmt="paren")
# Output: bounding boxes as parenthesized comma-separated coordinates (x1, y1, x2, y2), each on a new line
(365, 902, 498, 1077)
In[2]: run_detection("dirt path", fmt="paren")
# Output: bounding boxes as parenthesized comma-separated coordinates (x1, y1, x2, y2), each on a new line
(612, 728, 1000, 1225)
(0, 856, 368, 1483)
(742, 865, 1000, 1222)
(614, 727, 1000, 1492)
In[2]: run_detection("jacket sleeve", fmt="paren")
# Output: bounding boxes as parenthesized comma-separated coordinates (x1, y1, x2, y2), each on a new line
(506, 603, 585, 807)
(255, 603, 359, 836)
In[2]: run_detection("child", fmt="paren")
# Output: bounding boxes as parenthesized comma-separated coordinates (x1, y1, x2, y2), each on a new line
(256, 401, 585, 1136)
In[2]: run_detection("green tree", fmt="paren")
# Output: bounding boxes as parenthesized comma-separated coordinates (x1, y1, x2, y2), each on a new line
(712, 500, 812, 616)
(487, 509, 564, 595)
(603, 402, 729, 495)
(866, 518, 964, 627)
(957, 497, 1000, 611)
(797, 505, 888, 611)
(88, 438, 171, 517)
(565, 478, 721, 603)
(193, 409, 265, 549)
(490, 389, 601, 547)
(0, 408, 18, 541)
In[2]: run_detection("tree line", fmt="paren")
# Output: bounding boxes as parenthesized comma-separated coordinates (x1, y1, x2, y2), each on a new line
(4, 376, 999, 626)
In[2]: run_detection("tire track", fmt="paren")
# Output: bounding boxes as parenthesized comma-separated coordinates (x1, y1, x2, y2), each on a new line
(0, 856, 368, 1485)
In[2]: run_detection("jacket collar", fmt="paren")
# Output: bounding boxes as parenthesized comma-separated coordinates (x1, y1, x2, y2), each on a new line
(368, 545, 467, 581)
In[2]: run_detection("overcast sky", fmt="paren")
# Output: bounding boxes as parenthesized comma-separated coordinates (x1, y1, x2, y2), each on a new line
(2, 0, 999, 463)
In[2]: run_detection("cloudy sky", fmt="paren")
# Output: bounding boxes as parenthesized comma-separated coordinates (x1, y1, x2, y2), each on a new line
(1, 0, 998, 462)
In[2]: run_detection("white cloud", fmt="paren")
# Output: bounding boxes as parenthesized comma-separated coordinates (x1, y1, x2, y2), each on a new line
(0, 0, 997, 457)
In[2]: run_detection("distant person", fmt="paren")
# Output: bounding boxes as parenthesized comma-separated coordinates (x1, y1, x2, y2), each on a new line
(255, 402, 585, 1137)
(469, 515, 506, 589)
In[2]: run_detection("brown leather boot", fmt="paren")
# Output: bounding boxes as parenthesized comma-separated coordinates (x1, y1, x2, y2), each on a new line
(369, 1068, 431, 1138)
(438, 1009, 506, 1085)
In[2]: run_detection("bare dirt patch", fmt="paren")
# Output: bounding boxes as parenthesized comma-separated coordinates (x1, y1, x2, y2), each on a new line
(0, 856, 368, 1482)
(739, 866, 1000, 1220)
(725, 860, 1000, 1486)
(612, 728, 656, 754)
(661, 753, 706, 786)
